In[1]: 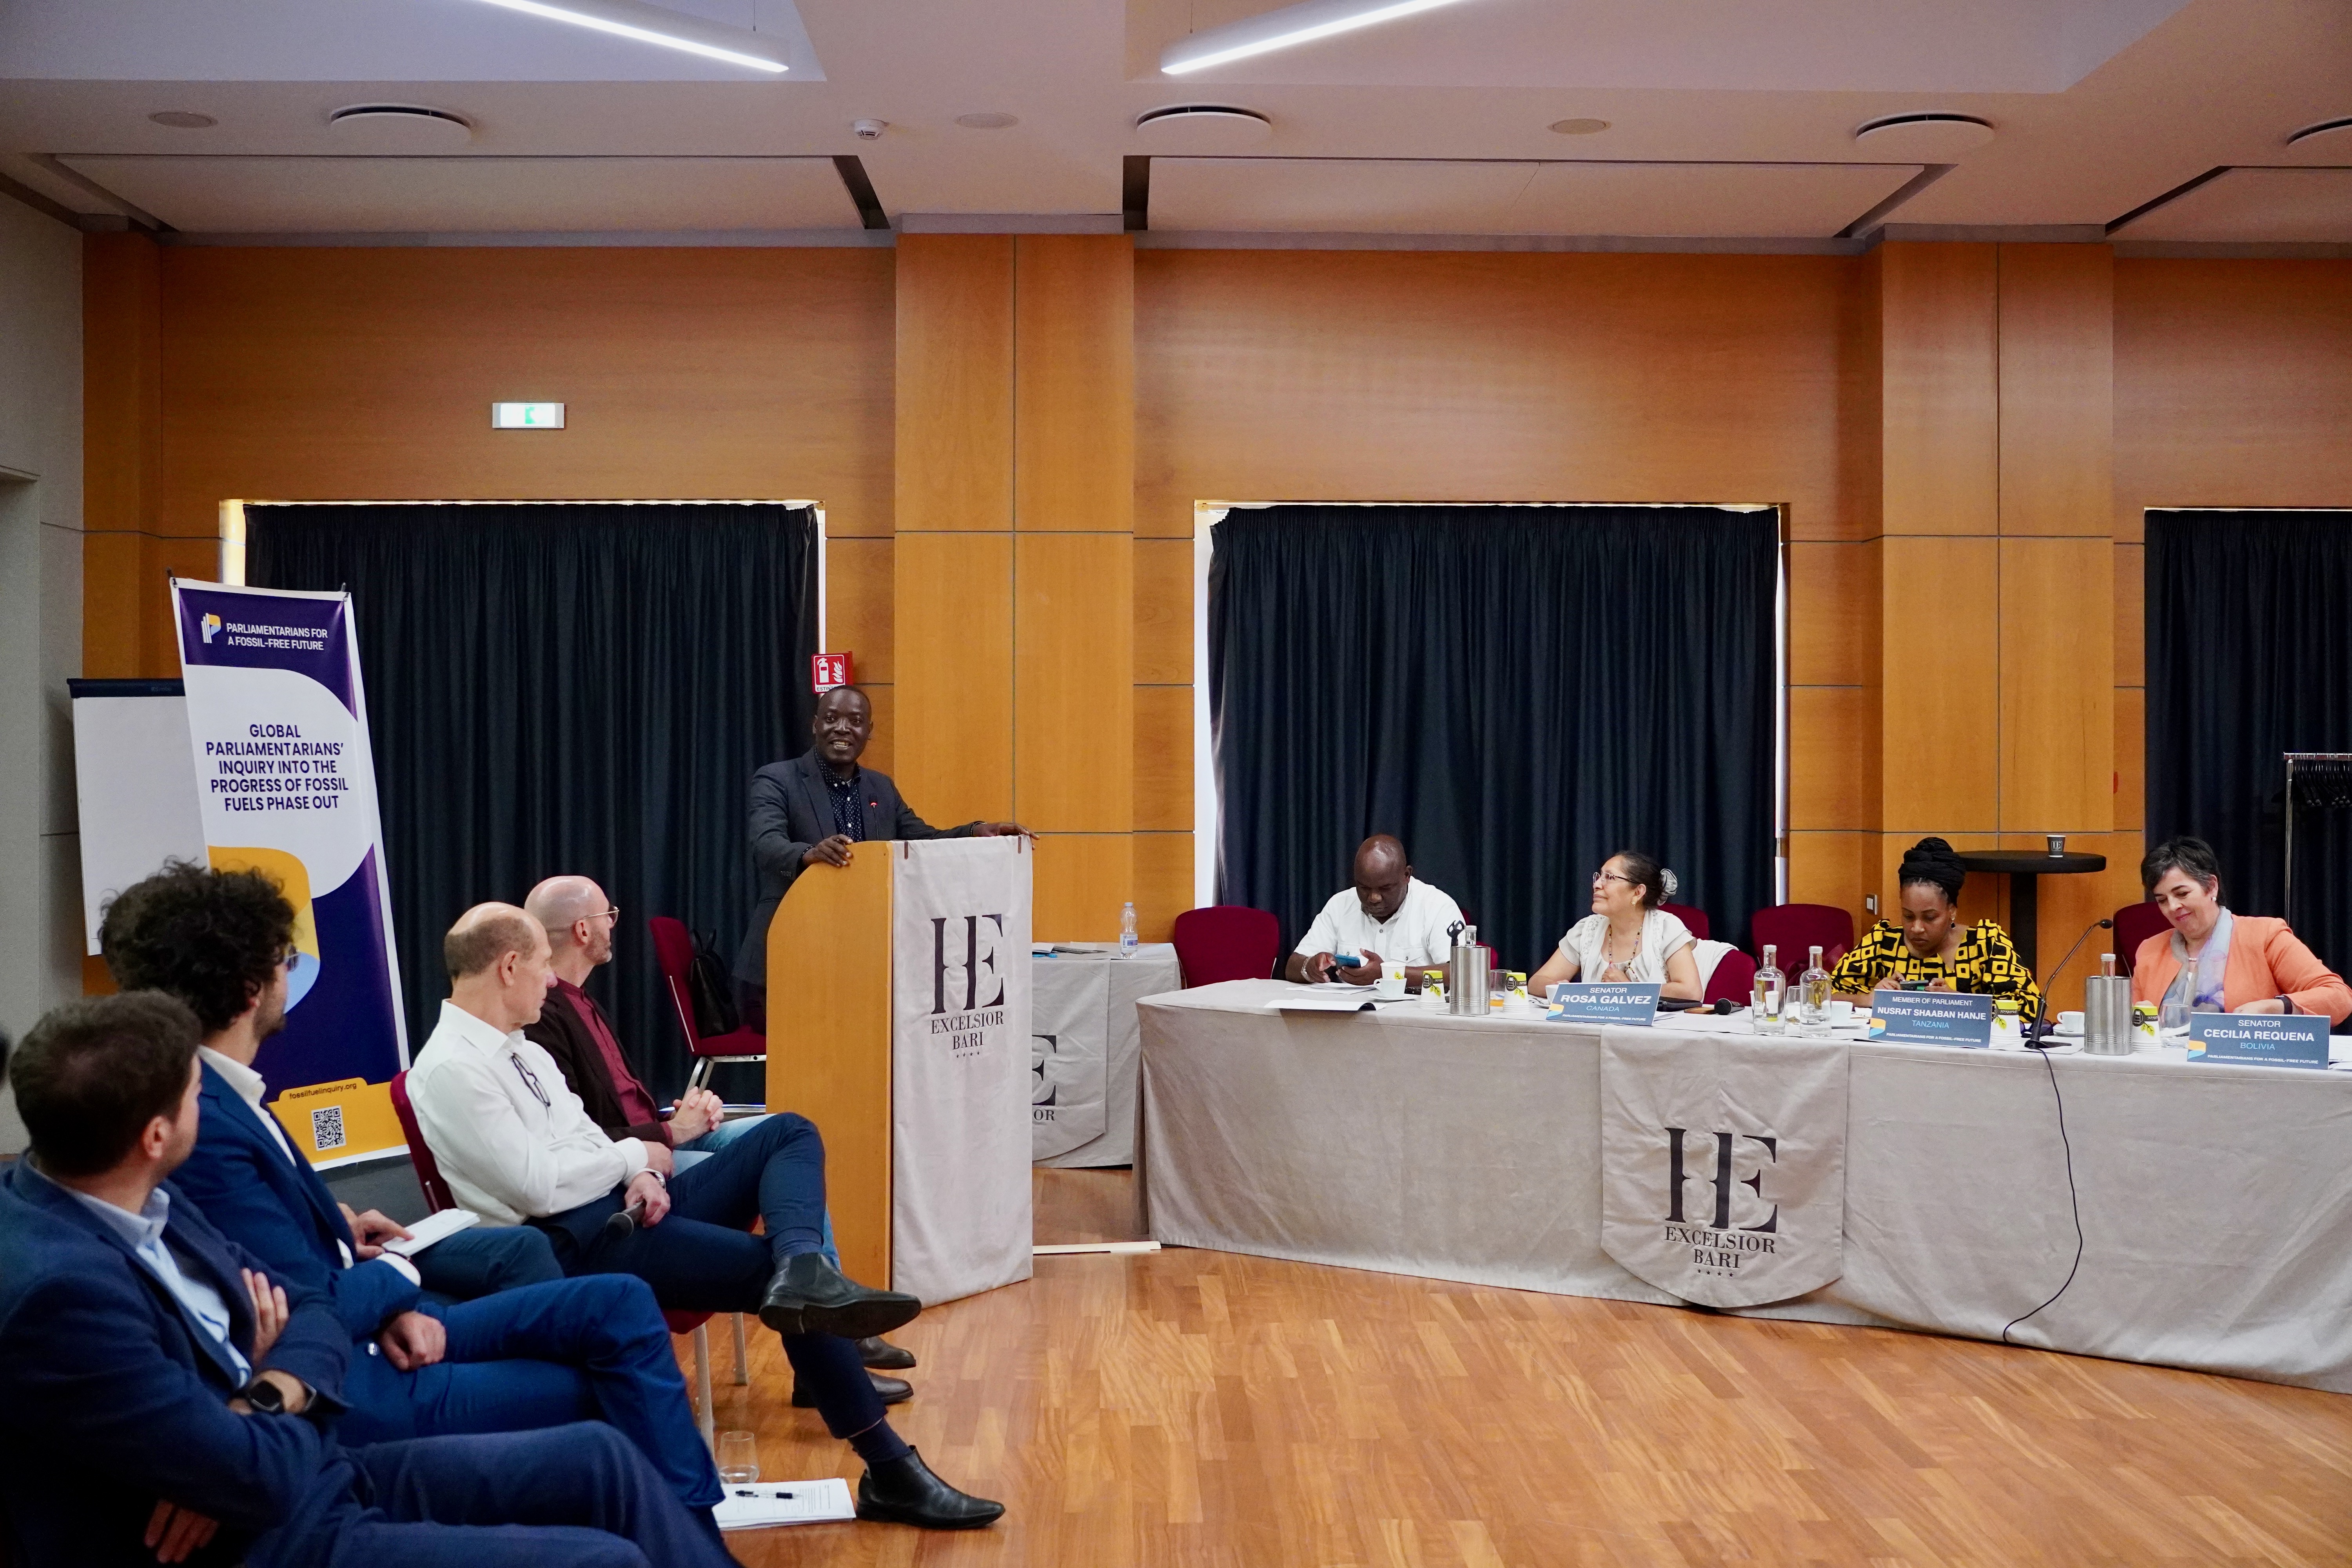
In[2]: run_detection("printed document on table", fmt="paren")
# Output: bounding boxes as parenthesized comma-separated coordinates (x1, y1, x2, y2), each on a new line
(714, 1478, 857, 1528)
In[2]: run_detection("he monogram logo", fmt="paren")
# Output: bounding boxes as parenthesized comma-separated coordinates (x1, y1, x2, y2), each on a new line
(1031, 1033, 1060, 1106)
(929, 913, 1007, 1015)
(1664, 1127, 1780, 1233)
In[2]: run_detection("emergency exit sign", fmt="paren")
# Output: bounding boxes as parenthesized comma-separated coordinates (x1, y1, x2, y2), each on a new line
(491, 402, 565, 429)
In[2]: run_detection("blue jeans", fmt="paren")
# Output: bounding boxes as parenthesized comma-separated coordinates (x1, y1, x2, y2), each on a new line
(338, 1274, 720, 1510)
(412, 1223, 565, 1303)
(673, 1115, 838, 1268)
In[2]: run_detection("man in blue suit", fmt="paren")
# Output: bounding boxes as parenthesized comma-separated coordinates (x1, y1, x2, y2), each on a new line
(99, 861, 723, 1514)
(0, 991, 736, 1568)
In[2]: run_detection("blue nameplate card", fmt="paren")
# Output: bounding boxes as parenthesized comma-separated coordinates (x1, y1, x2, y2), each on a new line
(1546, 982, 1662, 1027)
(1868, 990, 1995, 1048)
(2187, 1012, 2330, 1069)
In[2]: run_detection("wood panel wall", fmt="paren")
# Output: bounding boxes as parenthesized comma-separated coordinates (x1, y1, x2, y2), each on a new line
(85, 237, 2352, 967)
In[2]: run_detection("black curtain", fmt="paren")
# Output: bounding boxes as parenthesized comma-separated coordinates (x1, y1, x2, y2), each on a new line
(1209, 505, 1777, 973)
(2147, 509, 2352, 970)
(249, 502, 818, 1098)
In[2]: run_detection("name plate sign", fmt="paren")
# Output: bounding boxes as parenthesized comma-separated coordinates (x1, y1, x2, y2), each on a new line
(1548, 982, 1662, 1027)
(2187, 1012, 2330, 1069)
(1868, 990, 1995, 1048)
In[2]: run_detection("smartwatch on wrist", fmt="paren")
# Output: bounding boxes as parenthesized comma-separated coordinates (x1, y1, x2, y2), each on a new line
(238, 1375, 303, 1415)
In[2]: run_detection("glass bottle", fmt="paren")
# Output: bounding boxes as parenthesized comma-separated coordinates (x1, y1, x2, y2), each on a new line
(1798, 945, 1832, 1034)
(1119, 901, 1139, 956)
(1753, 944, 1786, 1034)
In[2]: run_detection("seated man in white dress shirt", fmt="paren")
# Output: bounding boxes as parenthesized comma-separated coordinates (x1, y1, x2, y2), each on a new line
(405, 902, 1002, 1530)
(1283, 835, 1468, 987)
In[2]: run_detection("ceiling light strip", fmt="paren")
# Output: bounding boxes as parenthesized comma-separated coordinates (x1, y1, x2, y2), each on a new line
(471, 0, 787, 72)
(1161, 0, 1474, 75)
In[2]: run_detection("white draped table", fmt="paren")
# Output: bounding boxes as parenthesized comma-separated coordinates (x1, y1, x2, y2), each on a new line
(1029, 943, 1180, 1167)
(1135, 980, 2352, 1394)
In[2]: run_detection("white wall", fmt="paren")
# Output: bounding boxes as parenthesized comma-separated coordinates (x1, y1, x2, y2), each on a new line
(0, 194, 83, 1153)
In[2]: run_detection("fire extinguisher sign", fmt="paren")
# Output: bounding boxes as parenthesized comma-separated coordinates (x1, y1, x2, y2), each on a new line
(812, 653, 855, 692)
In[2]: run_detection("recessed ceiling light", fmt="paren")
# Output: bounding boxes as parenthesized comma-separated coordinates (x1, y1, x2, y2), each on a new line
(149, 111, 217, 129)
(466, 0, 786, 73)
(1852, 112, 1995, 160)
(1548, 118, 1609, 135)
(2287, 116, 2352, 150)
(1161, 0, 1478, 76)
(1136, 105, 1274, 149)
(955, 112, 1018, 130)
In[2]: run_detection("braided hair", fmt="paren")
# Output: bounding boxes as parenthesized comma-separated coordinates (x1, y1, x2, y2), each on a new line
(1896, 837, 1966, 906)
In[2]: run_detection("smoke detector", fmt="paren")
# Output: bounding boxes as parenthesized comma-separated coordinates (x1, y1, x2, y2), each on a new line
(1135, 104, 1273, 149)
(327, 104, 475, 152)
(1852, 113, 1994, 160)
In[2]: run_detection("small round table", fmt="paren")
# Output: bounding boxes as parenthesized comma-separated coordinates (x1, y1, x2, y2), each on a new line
(1954, 850, 2109, 974)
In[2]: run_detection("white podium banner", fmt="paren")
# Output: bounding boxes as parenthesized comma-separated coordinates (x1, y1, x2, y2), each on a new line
(1031, 961, 1109, 1161)
(1600, 1027, 1847, 1309)
(889, 837, 1035, 1304)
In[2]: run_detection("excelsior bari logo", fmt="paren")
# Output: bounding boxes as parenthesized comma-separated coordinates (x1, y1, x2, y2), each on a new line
(1662, 1127, 1781, 1278)
(927, 913, 1007, 1058)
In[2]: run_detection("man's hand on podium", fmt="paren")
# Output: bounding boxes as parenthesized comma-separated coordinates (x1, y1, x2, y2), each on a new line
(803, 834, 857, 869)
(972, 822, 1033, 841)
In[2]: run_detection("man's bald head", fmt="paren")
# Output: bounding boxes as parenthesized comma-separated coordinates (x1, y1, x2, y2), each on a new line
(525, 875, 607, 949)
(1352, 835, 1413, 922)
(445, 902, 545, 981)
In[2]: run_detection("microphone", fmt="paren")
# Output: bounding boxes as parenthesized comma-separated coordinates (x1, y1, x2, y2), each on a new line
(602, 1198, 648, 1241)
(2032, 917, 2114, 1038)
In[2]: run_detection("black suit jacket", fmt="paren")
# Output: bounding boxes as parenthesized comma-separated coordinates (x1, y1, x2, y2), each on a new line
(733, 747, 976, 982)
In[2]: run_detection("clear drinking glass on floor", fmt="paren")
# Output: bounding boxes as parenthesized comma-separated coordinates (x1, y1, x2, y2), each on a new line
(717, 1430, 759, 1484)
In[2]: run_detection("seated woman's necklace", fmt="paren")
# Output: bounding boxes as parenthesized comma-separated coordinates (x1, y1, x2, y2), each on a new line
(1608, 920, 1642, 973)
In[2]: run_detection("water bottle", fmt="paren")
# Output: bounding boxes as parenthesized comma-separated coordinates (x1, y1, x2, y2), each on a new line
(1753, 944, 1786, 1034)
(1119, 901, 1138, 956)
(1797, 945, 1831, 1034)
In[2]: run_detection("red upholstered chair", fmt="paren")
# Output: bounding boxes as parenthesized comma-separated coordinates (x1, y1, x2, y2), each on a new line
(1703, 947, 1758, 1007)
(1171, 905, 1283, 985)
(648, 916, 766, 1098)
(2111, 901, 2171, 975)
(1751, 904, 1856, 972)
(1660, 902, 1711, 940)
(388, 1075, 744, 1445)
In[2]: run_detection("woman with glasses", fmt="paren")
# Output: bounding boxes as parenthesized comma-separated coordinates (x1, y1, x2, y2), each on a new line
(2129, 835, 2351, 1023)
(1528, 850, 1702, 1002)
(1828, 837, 2040, 1013)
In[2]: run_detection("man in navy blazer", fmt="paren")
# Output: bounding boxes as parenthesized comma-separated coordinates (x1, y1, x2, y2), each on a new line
(0, 991, 735, 1568)
(101, 861, 724, 1514)
(731, 684, 1027, 1023)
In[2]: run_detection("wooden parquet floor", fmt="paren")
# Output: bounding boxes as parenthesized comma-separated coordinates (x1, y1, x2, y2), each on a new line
(696, 1169, 2352, 1566)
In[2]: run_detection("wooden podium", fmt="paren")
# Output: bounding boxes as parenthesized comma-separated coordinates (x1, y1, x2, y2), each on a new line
(762, 838, 1034, 1302)
(765, 852, 895, 1287)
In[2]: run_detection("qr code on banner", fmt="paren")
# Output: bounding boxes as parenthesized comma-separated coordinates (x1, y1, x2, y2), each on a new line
(310, 1104, 346, 1153)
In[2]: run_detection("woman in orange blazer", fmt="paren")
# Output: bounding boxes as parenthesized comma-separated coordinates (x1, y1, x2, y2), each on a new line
(2130, 836, 2352, 1024)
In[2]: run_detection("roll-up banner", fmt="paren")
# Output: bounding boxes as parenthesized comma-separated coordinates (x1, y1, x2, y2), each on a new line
(171, 581, 408, 1166)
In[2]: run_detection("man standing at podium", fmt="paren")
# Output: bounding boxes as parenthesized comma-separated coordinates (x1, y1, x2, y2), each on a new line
(733, 684, 1027, 1027)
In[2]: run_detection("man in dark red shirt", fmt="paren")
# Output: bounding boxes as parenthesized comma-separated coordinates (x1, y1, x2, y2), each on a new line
(522, 874, 917, 1399)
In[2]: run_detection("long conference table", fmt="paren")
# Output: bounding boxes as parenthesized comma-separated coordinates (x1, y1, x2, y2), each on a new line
(1134, 980, 2352, 1395)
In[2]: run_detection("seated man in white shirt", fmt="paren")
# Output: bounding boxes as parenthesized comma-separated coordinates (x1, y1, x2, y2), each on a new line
(406, 902, 1002, 1531)
(1283, 835, 1468, 986)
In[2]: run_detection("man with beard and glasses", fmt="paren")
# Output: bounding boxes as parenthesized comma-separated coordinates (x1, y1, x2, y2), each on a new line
(99, 862, 730, 1523)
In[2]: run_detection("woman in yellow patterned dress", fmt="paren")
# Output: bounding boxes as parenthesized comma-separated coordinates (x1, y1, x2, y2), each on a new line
(1829, 837, 2042, 1016)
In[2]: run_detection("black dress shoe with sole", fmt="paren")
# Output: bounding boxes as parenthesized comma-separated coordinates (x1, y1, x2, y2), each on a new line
(857, 1336, 917, 1370)
(793, 1370, 911, 1407)
(759, 1253, 922, 1341)
(855, 1447, 1004, 1530)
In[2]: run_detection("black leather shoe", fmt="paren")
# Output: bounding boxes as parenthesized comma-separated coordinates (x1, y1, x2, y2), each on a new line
(855, 1447, 1004, 1530)
(793, 1370, 911, 1407)
(759, 1253, 922, 1340)
(858, 1336, 917, 1370)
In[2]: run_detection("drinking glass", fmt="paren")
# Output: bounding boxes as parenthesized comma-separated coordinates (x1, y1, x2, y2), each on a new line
(2159, 997, 2192, 1041)
(717, 1430, 759, 1484)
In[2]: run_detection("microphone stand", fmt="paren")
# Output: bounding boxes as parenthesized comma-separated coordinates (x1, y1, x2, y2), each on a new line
(2030, 917, 2114, 1045)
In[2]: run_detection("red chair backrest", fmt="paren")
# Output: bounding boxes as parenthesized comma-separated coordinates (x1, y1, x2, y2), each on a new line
(1660, 902, 1711, 940)
(1171, 905, 1283, 986)
(388, 1070, 454, 1215)
(646, 915, 709, 1054)
(1703, 947, 1758, 1006)
(1751, 903, 1855, 971)
(2111, 901, 2170, 975)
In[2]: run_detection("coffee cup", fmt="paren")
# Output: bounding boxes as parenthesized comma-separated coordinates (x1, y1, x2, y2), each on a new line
(1376, 960, 1407, 999)
(2057, 1009, 2084, 1034)
(1827, 999, 1855, 1024)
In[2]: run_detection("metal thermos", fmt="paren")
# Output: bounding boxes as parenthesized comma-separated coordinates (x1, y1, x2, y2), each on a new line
(2084, 965, 2132, 1055)
(1449, 927, 1490, 1016)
